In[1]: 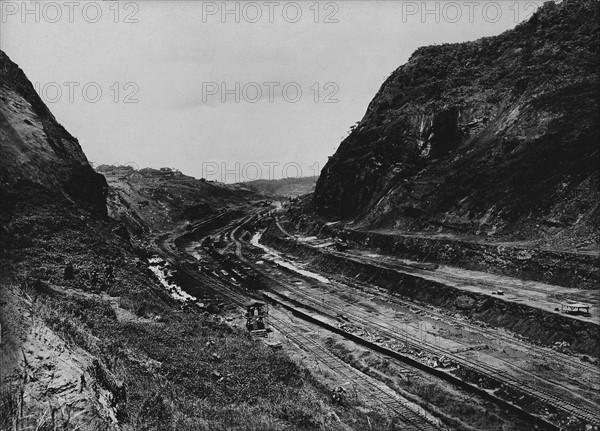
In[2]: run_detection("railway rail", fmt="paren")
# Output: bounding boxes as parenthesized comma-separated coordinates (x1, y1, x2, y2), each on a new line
(269, 314, 441, 431)
(275, 216, 598, 324)
(292, 287, 600, 428)
(224, 214, 600, 430)
(154, 217, 441, 430)
(265, 270, 600, 421)
(339, 275, 600, 377)
(270, 216, 600, 383)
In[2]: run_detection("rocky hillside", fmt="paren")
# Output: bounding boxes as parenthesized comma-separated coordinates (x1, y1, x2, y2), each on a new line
(241, 176, 318, 198)
(1, 50, 388, 431)
(0, 51, 107, 217)
(0, 49, 120, 429)
(314, 0, 599, 250)
(96, 165, 257, 234)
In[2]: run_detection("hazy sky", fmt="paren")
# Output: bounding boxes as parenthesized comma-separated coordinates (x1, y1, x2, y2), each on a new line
(1, 1, 543, 182)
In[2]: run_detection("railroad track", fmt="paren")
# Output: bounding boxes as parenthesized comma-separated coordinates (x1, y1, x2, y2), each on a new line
(269, 314, 441, 431)
(274, 216, 594, 305)
(276, 217, 598, 329)
(155, 221, 441, 430)
(271, 266, 600, 403)
(263, 265, 600, 428)
(275, 217, 600, 391)
(227, 218, 600, 429)
(271, 216, 600, 383)
(338, 248, 593, 307)
(339, 274, 600, 379)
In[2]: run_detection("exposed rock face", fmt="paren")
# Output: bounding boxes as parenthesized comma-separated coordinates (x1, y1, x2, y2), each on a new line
(0, 50, 107, 216)
(314, 0, 599, 248)
(0, 51, 120, 428)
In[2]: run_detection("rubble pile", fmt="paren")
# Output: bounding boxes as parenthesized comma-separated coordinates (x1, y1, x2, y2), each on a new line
(336, 321, 457, 370)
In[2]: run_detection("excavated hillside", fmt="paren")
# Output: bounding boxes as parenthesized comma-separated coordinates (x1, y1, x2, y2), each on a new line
(96, 164, 257, 235)
(314, 0, 599, 251)
(0, 50, 396, 431)
(0, 49, 122, 429)
(0, 51, 107, 217)
(241, 176, 319, 199)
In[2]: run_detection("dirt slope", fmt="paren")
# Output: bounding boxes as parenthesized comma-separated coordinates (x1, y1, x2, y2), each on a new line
(96, 165, 257, 234)
(241, 176, 318, 199)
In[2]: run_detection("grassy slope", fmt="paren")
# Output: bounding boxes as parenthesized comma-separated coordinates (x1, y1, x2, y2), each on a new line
(0, 189, 396, 430)
(0, 47, 393, 430)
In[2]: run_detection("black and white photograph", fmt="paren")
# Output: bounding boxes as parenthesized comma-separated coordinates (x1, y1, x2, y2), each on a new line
(0, 1, 598, 430)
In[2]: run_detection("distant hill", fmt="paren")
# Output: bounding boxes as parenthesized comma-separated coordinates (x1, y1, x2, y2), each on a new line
(241, 176, 318, 198)
(313, 0, 599, 250)
(96, 165, 257, 234)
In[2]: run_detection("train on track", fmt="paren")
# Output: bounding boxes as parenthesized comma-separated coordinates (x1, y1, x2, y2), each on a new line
(244, 300, 268, 336)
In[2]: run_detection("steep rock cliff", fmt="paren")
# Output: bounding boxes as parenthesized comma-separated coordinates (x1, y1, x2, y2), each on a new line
(0, 50, 107, 217)
(314, 0, 599, 248)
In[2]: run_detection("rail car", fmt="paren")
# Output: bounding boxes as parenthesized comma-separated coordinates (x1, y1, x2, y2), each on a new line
(244, 300, 268, 336)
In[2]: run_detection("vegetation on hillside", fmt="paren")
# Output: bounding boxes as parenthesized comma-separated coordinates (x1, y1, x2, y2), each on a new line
(0, 49, 394, 430)
(314, 0, 599, 249)
(0, 192, 396, 430)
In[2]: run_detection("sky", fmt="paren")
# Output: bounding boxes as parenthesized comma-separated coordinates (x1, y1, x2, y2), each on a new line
(0, 0, 544, 182)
